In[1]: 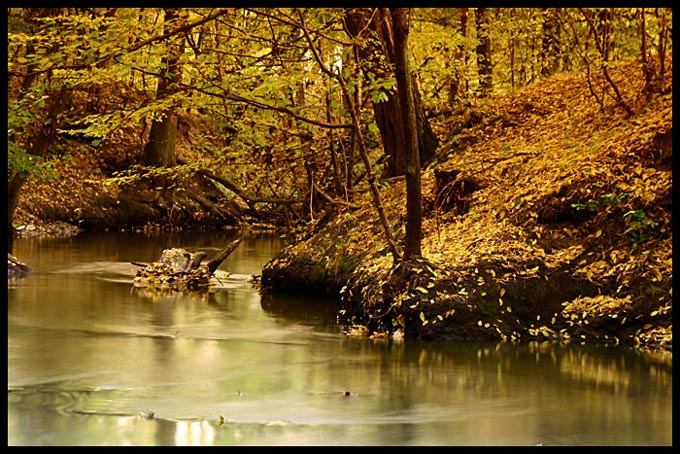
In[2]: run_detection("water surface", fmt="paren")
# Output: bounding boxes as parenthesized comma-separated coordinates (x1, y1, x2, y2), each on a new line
(7, 231, 673, 446)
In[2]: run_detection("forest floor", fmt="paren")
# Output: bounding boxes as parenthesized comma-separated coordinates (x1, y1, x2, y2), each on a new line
(13, 57, 672, 351)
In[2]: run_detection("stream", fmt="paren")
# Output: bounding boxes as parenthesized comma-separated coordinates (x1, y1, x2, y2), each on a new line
(7, 231, 673, 446)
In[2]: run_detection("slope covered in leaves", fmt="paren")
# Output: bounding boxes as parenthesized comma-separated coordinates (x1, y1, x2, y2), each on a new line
(263, 56, 672, 351)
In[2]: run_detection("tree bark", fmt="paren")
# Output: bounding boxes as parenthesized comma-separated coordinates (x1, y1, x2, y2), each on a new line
(447, 8, 469, 103)
(390, 8, 422, 260)
(8, 8, 67, 254)
(344, 8, 438, 178)
(541, 8, 561, 76)
(8, 87, 71, 253)
(299, 9, 402, 261)
(143, 8, 185, 168)
(475, 7, 492, 96)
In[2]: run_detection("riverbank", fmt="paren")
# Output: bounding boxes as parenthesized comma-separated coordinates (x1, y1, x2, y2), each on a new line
(261, 58, 672, 352)
(12, 58, 672, 352)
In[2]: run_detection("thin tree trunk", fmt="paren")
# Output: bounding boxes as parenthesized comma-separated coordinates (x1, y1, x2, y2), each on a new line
(459, 8, 469, 96)
(475, 7, 493, 96)
(579, 8, 633, 115)
(299, 10, 401, 261)
(326, 92, 344, 195)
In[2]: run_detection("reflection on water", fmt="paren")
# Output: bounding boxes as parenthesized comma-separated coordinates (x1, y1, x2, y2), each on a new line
(7, 232, 673, 446)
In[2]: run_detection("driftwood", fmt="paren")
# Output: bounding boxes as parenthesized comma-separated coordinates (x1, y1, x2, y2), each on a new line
(133, 236, 242, 290)
(206, 237, 242, 274)
(8, 253, 33, 279)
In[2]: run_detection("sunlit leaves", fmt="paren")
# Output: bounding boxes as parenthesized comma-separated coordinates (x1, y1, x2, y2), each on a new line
(366, 71, 395, 104)
(91, 162, 201, 188)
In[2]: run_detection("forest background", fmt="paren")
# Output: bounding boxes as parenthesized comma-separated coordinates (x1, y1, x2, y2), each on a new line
(7, 8, 672, 350)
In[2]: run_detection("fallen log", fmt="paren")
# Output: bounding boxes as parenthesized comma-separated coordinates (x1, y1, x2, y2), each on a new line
(8, 253, 33, 279)
(133, 236, 242, 291)
(206, 237, 242, 274)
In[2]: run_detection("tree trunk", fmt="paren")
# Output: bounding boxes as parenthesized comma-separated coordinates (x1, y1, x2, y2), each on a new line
(509, 9, 516, 90)
(8, 9, 67, 253)
(390, 8, 422, 260)
(8, 87, 71, 253)
(638, 9, 654, 94)
(7, 173, 27, 254)
(541, 8, 560, 76)
(325, 92, 344, 195)
(475, 7, 493, 96)
(143, 8, 185, 168)
(298, 9, 401, 261)
(344, 8, 438, 178)
(459, 8, 469, 97)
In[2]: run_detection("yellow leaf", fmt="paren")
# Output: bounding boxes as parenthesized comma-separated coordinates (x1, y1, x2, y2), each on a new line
(507, 307, 512, 313)
(595, 229, 602, 238)
(500, 288, 506, 297)
(499, 298, 503, 306)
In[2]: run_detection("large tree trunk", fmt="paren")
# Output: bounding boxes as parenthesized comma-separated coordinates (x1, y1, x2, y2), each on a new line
(344, 8, 438, 178)
(390, 8, 422, 260)
(143, 8, 185, 168)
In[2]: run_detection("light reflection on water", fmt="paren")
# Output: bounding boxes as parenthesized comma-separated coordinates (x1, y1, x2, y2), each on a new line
(7, 232, 673, 446)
